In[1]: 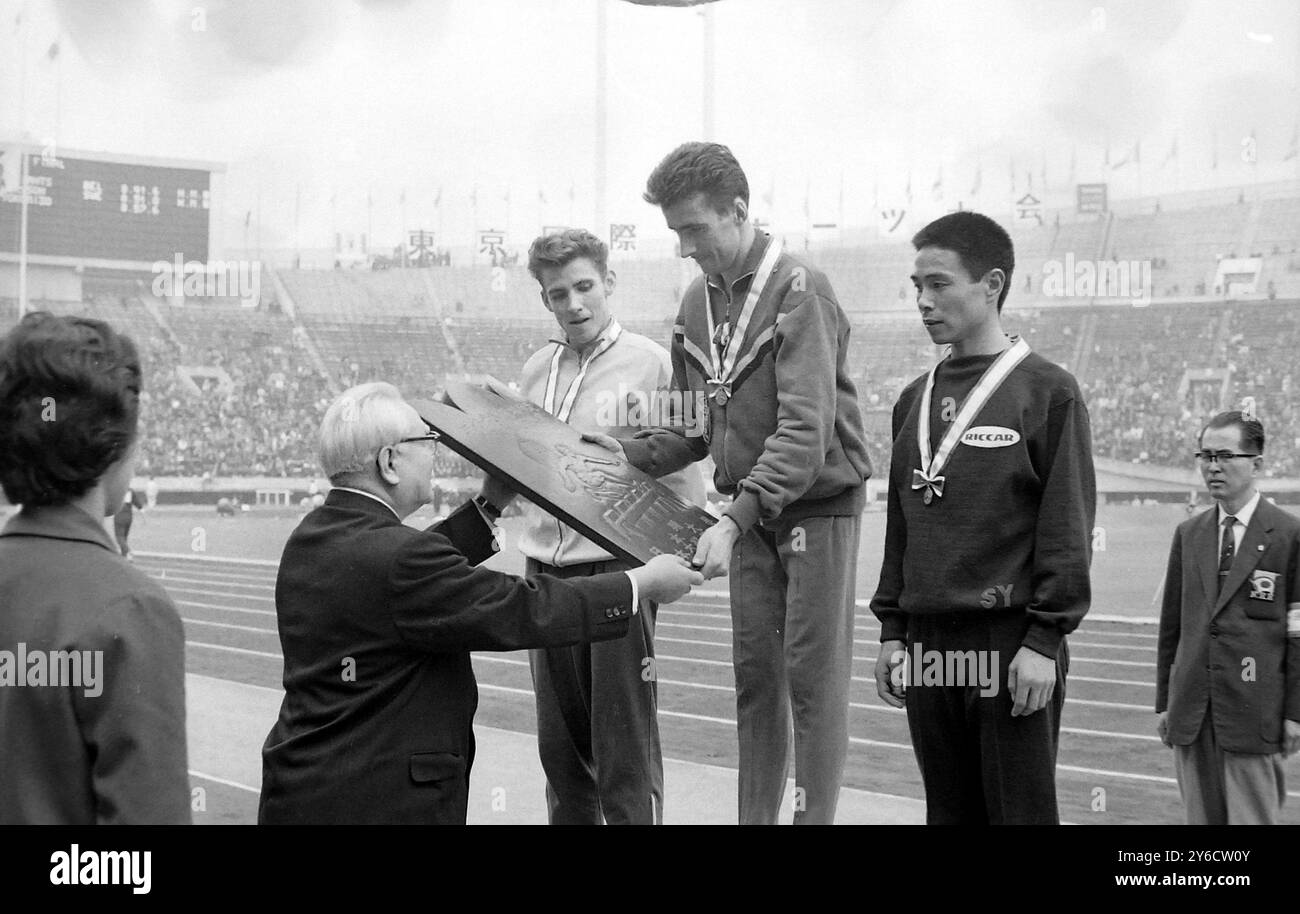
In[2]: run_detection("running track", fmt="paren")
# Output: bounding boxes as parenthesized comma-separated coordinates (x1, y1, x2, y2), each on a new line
(139, 552, 1300, 826)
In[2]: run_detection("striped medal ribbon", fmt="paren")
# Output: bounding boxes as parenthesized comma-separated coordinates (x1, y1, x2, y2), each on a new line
(542, 319, 623, 422)
(913, 335, 1030, 505)
(702, 237, 784, 406)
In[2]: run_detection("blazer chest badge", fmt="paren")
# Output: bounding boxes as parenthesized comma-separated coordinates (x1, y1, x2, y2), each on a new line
(1248, 570, 1278, 602)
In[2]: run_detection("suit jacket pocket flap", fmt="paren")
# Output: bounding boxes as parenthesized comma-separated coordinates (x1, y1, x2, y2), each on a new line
(1243, 570, 1283, 619)
(410, 752, 464, 784)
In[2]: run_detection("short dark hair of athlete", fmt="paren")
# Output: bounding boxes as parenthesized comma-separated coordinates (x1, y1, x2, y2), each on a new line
(643, 141, 750, 214)
(527, 227, 609, 282)
(912, 211, 1017, 311)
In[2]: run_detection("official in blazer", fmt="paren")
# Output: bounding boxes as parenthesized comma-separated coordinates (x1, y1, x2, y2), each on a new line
(258, 382, 701, 825)
(1156, 410, 1300, 825)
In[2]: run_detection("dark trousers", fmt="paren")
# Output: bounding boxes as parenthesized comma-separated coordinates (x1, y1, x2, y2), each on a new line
(904, 611, 1068, 825)
(526, 557, 663, 825)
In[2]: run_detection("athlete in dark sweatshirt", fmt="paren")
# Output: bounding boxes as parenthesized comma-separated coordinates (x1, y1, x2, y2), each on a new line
(870, 211, 1096, 824)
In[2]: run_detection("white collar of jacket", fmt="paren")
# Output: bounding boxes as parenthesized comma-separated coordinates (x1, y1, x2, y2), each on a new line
(547, 316, 621, 355)
(1218, 490, 1261, 531)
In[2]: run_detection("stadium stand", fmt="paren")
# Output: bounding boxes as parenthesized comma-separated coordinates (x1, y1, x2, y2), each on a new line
(1105, 202, 1251, 297)
(5, 190, 1300, 486)
(302, 315, 454, 396)
(445, 316, 554, 381)
(1224, 301, 1300, 477)
(1256, 196, 1300, 299)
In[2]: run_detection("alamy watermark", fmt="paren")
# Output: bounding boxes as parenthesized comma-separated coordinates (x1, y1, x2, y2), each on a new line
(50, 845, 150, 894)
(0, 643, 103, 697)
(890, 643, 1000, 697)
(594, 385, 708, 437)
(1042, 253, 1152, 305)
(151, 254, 261, 308)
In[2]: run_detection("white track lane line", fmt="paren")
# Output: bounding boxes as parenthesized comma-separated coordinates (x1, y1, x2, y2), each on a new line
(184, 618, 280, 636)
(165, 586, 274, 602)
(471, 655, 1162, 728)
(176, 599, 276, 617)
(189, 770, 260, 794)
(186, 640, 281, 659)
(143, 573, 277, 590)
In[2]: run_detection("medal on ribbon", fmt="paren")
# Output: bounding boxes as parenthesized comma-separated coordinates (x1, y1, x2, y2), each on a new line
(913, 336, 1030, 505)
(703, 238, 784, 406)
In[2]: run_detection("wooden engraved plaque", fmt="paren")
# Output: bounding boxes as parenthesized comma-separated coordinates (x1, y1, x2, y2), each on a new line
(411, 381, 714, 565)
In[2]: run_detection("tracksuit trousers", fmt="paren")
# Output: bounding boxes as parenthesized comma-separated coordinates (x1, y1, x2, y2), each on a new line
(527, 557, 663, 825)
(729, 513, 861, 825)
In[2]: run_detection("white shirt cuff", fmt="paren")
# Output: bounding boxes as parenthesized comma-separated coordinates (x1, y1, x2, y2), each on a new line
(472, 501, 500, 549)
(624, 570, 640, 616)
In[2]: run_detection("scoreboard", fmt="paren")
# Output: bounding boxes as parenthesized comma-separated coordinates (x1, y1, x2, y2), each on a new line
(0, 149, 212, 263)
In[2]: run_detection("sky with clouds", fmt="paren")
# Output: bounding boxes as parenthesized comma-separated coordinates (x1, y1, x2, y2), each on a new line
(1, 0, 1297, 257)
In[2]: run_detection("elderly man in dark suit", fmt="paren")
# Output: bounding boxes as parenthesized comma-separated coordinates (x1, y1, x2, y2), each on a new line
(1157, 409, 1300, 825)
(258, 381, 701, 824)
(0, 312, 189, 824)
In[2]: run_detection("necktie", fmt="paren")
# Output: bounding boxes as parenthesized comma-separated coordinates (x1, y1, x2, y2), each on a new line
(1217, 514, 1236, 596)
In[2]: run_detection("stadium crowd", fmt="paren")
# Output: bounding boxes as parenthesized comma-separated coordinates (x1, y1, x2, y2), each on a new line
(136, 333, 334, 478)
(4, 272, 1300, 483)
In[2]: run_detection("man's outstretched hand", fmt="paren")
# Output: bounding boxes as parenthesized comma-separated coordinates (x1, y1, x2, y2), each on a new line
(483, 376, 528, 403)
(479, 472, 517, 513)
(630, 554, 705, 605)
(580, 431, 625, 459)
(692, 516, 740, 580)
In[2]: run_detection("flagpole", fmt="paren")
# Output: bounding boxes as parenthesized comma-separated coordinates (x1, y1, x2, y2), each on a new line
(594, 0, 608, 242)
(1136, 141, 1143, 200)
(256, 184, 262, 263)
(17, 10, 26, 134)
(1252, 133, 1260, 204)
(838, 170, 845, 245)
(18, 141, 29, 320)
(399, 187, 407, 268)
(435, 186, 443, 254)
(52, 40, 62, 147)
(16, 11, 29, 319)
(803, 176, 811, 252)
(472, 185, 479, 266)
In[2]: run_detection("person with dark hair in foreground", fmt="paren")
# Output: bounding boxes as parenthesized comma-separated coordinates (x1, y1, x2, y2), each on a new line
(0, 311, 190, 824)
(871, 211, 1096, 824)
(1157, 410, 1300, 824)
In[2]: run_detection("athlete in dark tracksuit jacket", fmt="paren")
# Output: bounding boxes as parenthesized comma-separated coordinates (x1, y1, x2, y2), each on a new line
(870, 348, 1096, 823)
(621, 229, 872, 825)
